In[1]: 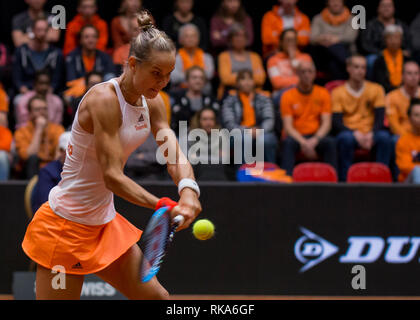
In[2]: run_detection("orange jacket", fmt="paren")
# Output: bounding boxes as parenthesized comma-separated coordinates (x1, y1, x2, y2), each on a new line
(396, 131, 420, 182)
(0, 126, 12, 152)
(261, 5, 311, 58)
(63, 14, 109, 56)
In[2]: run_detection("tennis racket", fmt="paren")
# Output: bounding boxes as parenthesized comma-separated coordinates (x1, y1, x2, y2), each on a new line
(140, 206, 184, 283)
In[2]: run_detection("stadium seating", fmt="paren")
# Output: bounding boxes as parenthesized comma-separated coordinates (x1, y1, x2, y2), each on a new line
(347, 162, 392, 183)
(292, 162, 338, 182)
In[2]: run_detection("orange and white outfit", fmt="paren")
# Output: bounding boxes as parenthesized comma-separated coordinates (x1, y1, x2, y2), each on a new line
(22, 78, 151, 274)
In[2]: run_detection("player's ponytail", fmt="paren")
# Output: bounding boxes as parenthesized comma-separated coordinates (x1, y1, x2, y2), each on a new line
(130, 10, 175, 63)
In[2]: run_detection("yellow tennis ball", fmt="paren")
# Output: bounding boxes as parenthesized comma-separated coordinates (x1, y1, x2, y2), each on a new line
(193, 219, 215, 240)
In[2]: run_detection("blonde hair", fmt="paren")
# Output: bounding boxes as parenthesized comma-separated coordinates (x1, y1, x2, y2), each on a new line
(129, 10, 175, 63)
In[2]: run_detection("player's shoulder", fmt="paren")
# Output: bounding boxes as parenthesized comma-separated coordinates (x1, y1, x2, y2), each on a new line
(84, 82, 119, 112)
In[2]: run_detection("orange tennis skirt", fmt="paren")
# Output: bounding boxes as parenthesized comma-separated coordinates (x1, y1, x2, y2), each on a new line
(22, 202, 143, 275)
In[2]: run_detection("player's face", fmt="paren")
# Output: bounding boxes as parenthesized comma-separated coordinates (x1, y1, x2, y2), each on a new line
(133, 49, 176, 99)
(410, 105, 420, 130)
(403, 63, 420, 87)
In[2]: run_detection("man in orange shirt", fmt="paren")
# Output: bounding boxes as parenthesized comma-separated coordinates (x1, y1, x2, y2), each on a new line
(280, 60, 336, 175)
(332, 55, 392, 181)
(63, 0, 108, 56)
(396, 98, 420, 183)
(261, 0, 311, 58)
(14, 95, 64, 179)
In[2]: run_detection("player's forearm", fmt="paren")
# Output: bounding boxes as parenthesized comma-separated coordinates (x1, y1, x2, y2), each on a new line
(167, 159, 196, 186)
(104, 172, 159, 209)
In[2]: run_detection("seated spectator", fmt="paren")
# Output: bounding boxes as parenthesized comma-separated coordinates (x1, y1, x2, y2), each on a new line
(170, 24, 215, 94)
(261, 0, 310, 59)
(188, 107, 229, 181)
(31, 131, 70, 213)
(0, 83, 9, 128)
(14, 95, 65, 179)
(111, 0, 143, 51)
(11, 0, 60, 47)
(411, 13, 420, 66)
(65, 25, 116, 83)
(217, 23, 266, 100)
(12, 17, 64, 96)
(65, 71, 104, 128)
(221, 69, 277, 163)
(360, 0, 411, 77)
(125, 133, 169, 181)
(210, 0, 253, 54)
(280, 61, 337, 175)
(332, 55, 392, 181)
(63, 0, 109, 56)
(267, 28, 313, 94)
(0, 119, 12, 181)
(162, 0, 208, 50)
(372, 25, 410, 93)
(396, 98, 420, 183)
(386, 61, 420, 137)
(113, 16, 140, 72)
(309, 0, 358, 80)
(171, 66, 220, 134)
(15, 70, 64, 130)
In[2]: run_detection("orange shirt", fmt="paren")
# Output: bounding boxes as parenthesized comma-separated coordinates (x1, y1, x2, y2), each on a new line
(178, 48, 205, 71)
(0, 126, 12, 152)
(267, 51, 313, 91)
(331, 81, 385, 133)
(14, 122, 65, 166)
(159, 91, 171, 125)
(0, 83, 8, 113)
(63, 14, 109, 56)
(113, 43, 130, 65)
(281, 85, 331, 135)
(261, 5, 311, 57)
(396, 131, 420, 181)
(239, 92, 256, 127)
(82, 53, 96, 73)
(385, 87, 420, 136)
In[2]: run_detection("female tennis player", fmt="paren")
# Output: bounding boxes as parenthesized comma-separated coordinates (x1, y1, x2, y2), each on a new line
(22, 11, 202, 300)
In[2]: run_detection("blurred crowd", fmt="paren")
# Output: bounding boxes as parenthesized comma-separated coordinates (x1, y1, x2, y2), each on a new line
(1, 0, 420, 184)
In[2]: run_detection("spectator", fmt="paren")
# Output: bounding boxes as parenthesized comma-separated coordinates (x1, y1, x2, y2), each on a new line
(113, 16, 140, 72)
(0, 89, 12, 180)
(0, 42, 12, 88)
(30, 131, 70, 213)
(411, 13, 420, 66)
(280, 60, 337, 175)
(15, 70, 64, 130)
(188, 107, 229, 180)
(171, 66, 220, 134)
(217, 23, 266, 100)
(162, 0, 209, 50)
(332, 55, 392, 181)
(65, 25, 116, 83)
(396, 98, 420, 183)
(170, 24, 215, 94)
(221, 69, 277, 163)
(210, 0, 253, 54)
(372, 25, 410, 93)
(63, 0, 109, 56)
(111, 0, 143, 51)
(12, 17, 64, 96)
(125, 134, 168, 181)
(261, 0, 310, 59)
(267, 28, 313, 94)
(309, 0, 358, 80)
(0, 83, 9, 128)
(14, 95, 65, 179)
(386, 61, 420, 137)
(65, 71, 104, 128)
(360, 0, 411, 76)
(11, 0, 60, 47)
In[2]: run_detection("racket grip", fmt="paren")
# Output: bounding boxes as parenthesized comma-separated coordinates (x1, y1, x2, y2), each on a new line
(173, 215, 185, 226)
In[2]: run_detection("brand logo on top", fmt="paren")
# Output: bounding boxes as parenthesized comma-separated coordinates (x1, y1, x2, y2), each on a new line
(295, 227, 420, 272)
(135, 113, 147, 131)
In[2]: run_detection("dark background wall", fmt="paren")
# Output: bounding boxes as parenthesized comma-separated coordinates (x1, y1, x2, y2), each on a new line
(1, 0, 419, 53)
(2, 181, 420, 296)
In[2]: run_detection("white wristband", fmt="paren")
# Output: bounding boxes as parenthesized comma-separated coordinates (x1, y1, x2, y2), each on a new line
(178, 178, 200, 197)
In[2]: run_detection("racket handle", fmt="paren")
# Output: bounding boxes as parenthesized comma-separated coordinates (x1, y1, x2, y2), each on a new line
(173, 215, 185, 226)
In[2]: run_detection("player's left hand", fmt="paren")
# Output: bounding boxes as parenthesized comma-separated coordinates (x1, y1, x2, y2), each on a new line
(171, 188, 201, 231)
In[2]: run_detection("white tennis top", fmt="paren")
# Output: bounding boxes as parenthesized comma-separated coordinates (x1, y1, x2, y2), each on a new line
(49, 78, 151, 225)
